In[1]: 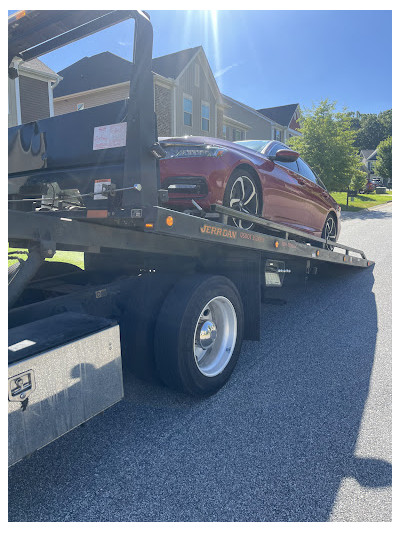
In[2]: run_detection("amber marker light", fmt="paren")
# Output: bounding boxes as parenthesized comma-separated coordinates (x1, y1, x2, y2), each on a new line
(343, 256, 347, 262)
(145, 223, 154, 229)
(166, 216, 174, 227)
(16, 11, 26, 19)
(316, 250, 320, 257)
(274, 241, 279, 248)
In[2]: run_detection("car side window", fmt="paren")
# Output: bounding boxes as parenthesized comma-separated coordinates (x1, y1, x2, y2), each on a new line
(297, 158, 317, 184)
(268, 142, 299, 172)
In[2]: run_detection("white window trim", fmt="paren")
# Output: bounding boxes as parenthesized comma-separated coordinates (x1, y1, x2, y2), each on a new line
(183, 93, 193, 128)
(201, 100, 210, 132)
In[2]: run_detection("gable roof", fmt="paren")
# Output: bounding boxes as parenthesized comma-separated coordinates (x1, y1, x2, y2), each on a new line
(152, 46, 201, 79)
(53, 52, 131, 97)
(257, 103, 299, 127)
(53, 47, 202, 98)
(19, 57, 59, 79)
(360, 149, 376, 160)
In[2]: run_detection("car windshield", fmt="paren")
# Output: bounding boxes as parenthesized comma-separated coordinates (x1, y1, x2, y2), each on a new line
(234, 140, 271, 153)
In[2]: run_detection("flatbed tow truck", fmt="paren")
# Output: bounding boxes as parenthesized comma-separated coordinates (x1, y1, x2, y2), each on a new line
(8, 10, 374, 467)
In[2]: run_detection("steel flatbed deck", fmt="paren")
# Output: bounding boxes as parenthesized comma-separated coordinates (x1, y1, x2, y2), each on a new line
(9, 204, 373, 269)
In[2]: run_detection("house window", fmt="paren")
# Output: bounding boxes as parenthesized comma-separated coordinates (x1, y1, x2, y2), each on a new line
(274, 128, 281, 141)
(77, 103, 85, 111)
(222, 125, 227, 139)
(195, 64, 200, 87)
(183, 96, 192, 126)
(233, 128, 244, 141)
(201, 102, 210, 132)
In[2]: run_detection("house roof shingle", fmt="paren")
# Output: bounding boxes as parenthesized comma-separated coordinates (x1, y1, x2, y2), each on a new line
(152, 46, 201, 79)
(53, 47, 202, 98)
(257, 103, 299, 127)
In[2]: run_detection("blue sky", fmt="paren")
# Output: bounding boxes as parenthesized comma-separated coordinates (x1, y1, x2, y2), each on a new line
(10, 10, 392, 114)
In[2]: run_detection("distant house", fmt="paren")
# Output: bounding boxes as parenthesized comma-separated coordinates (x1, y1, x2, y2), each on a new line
(257, 104, 301, 143)
(53, 47, 301, 143)
(360, 149, 381, 180)
(8, 58, 61, 127)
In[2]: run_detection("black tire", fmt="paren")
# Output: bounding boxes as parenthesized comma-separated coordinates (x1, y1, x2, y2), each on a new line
(154, 274, 244, 396)
(119, 273, 177, 382)
(223, 169, 261, 230)
(321, 214, 338, 250)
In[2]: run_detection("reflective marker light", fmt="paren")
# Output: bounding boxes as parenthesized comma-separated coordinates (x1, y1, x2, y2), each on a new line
(274, 241, 279, 248)
(166, 216, 174, 227)
(316, 250, 320, 257)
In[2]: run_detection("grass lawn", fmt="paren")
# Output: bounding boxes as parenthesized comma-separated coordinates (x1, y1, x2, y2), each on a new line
(330, 191, 392, 212)
(8, 248, 84, 269)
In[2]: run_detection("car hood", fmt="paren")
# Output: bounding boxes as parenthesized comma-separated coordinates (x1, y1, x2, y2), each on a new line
(159, 136, 266, 159)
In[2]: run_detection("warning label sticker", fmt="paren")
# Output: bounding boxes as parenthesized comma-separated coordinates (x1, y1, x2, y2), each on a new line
(93, 122, 127, 150)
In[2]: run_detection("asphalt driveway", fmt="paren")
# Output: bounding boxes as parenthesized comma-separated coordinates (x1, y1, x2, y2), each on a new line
(8, 204, 392, 522)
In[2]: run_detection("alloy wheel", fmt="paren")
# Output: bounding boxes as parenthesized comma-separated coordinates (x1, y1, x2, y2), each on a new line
(229, 175, 259, 230)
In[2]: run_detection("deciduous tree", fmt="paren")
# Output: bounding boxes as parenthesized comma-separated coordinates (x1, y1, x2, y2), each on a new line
(375, 136, 392, 187)
(288, 100, 364, 191)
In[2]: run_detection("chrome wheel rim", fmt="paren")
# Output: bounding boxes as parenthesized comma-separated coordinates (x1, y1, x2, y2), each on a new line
(325, 217, 337, 241)
(229, 175, 259, 230)
(193, 296, 237, 377)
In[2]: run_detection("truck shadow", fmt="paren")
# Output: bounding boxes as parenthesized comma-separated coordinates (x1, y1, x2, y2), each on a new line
(8, 266, 390, 522)
(228, 264, 390, 520)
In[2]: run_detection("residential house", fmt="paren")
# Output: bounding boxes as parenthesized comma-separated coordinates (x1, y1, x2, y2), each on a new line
(360, 149, 382, 181)
(53, 46, 301, 143)
(257, 104, 301, 143)
(8, 58, 61, 127)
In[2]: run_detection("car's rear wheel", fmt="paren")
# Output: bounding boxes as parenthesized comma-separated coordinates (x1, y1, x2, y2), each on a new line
(223, 169, 261, 230)
(322, 214, 338, 250)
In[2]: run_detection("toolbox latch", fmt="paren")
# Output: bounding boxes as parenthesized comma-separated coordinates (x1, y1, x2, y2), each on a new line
(8, 371, 36, 402)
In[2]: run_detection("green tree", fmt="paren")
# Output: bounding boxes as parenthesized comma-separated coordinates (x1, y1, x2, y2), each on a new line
(378, 109, 392, 139)
(288, 99, 364, 191)
(374, 136, 392, 187)
(353, 109, 392, 150)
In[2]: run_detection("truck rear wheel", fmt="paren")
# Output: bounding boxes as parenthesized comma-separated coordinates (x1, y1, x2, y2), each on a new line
(154, 274, 244, 396)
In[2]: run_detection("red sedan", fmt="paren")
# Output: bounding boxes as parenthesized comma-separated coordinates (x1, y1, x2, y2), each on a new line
(159, 136, 341, 241)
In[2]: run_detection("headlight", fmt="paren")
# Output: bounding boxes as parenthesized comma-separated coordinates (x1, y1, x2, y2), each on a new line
(162, 145, 226, 159)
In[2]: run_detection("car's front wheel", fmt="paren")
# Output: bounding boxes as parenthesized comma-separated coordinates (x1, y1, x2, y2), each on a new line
(223, 169, 261, 230)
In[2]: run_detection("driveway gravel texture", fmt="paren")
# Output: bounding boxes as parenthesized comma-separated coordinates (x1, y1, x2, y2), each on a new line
(8, 204, 392, 522)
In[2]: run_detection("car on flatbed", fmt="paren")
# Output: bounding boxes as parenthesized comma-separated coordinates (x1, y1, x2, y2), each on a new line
(159, 137, 341, 241)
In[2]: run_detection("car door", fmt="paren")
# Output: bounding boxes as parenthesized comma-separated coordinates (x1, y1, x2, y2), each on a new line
(263, 143, 315, 233)
(296, 158, 333, 234)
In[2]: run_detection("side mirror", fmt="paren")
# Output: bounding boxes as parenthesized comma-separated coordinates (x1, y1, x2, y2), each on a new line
(270, 149, 299, 163)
